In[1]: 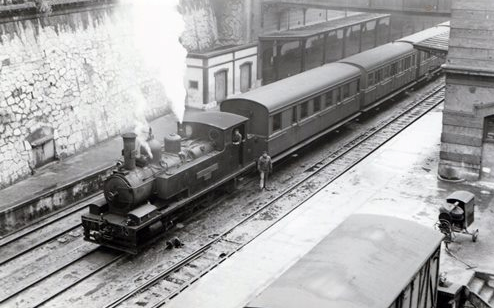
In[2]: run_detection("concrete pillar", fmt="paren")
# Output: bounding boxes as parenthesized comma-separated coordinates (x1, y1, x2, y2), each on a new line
(439, 0, 494, 180)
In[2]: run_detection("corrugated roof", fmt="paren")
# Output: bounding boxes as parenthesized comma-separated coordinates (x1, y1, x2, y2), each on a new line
(223, 63, 360, 113)
(339, 42, 414, 70)
(397, 25, 449, 45)
(247, 214, 444, 308)
(414, 31, 449, 55)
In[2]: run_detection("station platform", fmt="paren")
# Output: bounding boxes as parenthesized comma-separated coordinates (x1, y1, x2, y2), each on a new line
(166, 105, 494, 308)
(0, 112, 183, 236)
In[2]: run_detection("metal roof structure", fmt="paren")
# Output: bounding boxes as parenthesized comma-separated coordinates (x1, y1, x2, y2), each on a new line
(397, 25, 449, 45)
(246, 214, 444, 308)
(259, 12, 388, 40)
(183, 111, 247, 130)
(339, 42, 414, 70)
(414, 31, 449, 57)
(223, 63, 360, 113)
(397, 22, 450, 58)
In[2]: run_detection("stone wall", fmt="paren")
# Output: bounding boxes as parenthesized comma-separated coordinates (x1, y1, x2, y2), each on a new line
(213, 0, 245, 46)
(180, 0, 219, 52)
(0, 6, 170, 188)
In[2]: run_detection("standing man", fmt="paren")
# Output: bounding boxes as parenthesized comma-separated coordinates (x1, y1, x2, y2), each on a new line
(257, 151, 273, 190)
(232, 128, 242, 145)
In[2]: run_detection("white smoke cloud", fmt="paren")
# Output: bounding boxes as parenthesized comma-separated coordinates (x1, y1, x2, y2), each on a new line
(125, 0, 187, 123)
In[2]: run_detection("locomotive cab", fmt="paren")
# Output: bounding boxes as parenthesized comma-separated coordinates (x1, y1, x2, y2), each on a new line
(155, 111, 252, 202)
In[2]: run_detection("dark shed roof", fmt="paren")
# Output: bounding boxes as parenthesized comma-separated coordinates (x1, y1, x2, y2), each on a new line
(339, 42, 414, 70)
(222, 63, 360, 113)
(246, 214, 443, 308)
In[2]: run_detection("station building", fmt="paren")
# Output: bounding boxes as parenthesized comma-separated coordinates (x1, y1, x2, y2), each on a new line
(438, 1, 494, 180)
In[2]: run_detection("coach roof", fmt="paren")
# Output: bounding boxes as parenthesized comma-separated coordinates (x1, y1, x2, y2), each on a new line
(339, 42, 414, 71)
(222, 62, 360, 113)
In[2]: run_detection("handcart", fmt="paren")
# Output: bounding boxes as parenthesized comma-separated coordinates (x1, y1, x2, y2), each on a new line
(435, 191, 479, 243)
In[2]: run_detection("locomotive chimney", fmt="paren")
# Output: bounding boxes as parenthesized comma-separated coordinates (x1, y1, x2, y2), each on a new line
(122, 132, 137, 170)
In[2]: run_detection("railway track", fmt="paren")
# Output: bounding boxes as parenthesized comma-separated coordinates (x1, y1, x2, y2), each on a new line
(98, 83, 445, 308)
(3, 80, 443, 308)
(0, 193, 104, 266)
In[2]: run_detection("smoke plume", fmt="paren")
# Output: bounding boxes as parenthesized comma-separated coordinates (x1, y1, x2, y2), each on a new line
(127, 0, 187, 123)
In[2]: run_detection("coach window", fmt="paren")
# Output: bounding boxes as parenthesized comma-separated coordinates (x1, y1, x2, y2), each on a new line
(342, 84, 350, 99)
(356, 80, 360, 92)
(313, 96, 321, 112)
(383, 67, 389, 79)
(325, 90, 333, 107)
(272, 113, 282, 133)
(334, 87, 341, 103)
(300, 102, 309, 119)
(292, 106, 297, 123)
(375, 70, 382, 83)
(391, 62, 398, 75)
(368, 73, 374, 87)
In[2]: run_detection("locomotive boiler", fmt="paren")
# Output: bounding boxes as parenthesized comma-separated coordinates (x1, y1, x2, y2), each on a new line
(82, 111, 255, 253)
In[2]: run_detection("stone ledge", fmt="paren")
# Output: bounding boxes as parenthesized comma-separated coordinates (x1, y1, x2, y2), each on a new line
(438, 159, 480, 181)
(0, 163, 113, 236)
(0, 0, 117, 22)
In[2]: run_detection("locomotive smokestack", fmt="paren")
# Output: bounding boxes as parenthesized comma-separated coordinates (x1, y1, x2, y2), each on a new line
(122, 133, 137, 170)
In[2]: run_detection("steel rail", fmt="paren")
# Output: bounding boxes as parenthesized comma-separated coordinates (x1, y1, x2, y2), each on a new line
(0, 194, 105, 267)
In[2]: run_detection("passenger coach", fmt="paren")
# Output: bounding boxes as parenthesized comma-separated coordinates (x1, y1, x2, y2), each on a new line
(246, 214, 444, 308)
(221, 63, 361, 159)
(340, 42, 416, 110)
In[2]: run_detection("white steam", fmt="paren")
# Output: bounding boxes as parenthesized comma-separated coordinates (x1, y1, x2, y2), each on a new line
(127, 0, 187, 123)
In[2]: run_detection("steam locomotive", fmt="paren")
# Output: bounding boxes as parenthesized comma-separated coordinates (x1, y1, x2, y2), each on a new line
(81, 24, 449, 253)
